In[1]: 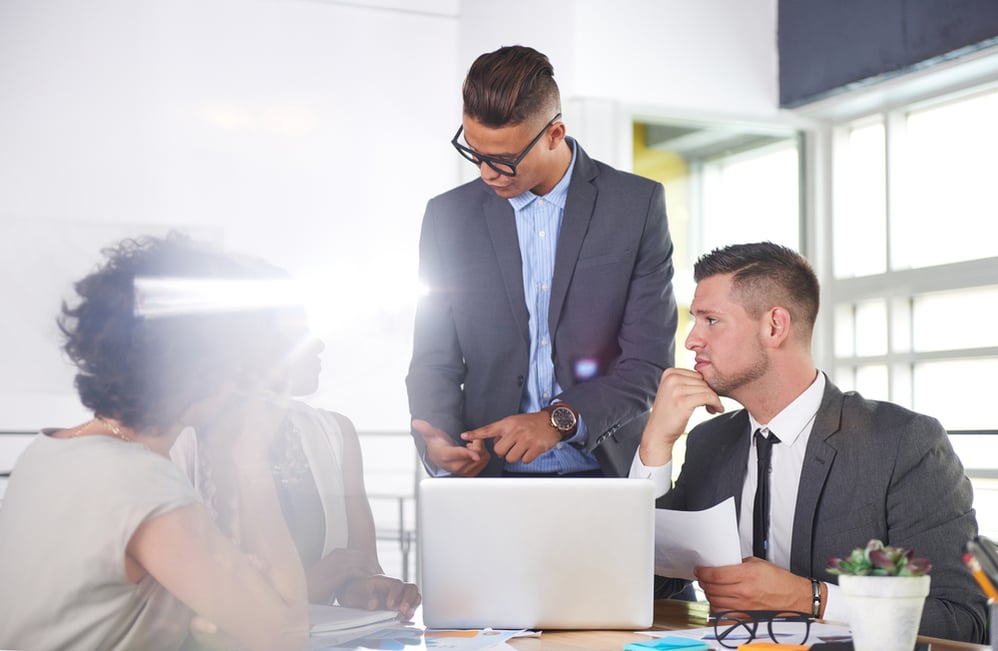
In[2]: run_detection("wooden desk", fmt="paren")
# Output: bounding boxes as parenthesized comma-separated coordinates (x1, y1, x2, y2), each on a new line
(505, 599, 990, 651)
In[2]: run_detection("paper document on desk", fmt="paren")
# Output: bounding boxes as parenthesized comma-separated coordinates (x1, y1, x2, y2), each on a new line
(654, 496, 741, 579)
(309, 604, 399, 634)
(307, 604, 402, 648)
(312, 627, 524, 651)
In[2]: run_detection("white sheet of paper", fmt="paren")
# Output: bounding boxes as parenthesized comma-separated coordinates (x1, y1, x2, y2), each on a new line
(654, 496, 742, 580)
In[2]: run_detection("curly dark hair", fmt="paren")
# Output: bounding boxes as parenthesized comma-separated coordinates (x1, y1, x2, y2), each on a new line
(58, 234, 254, 433)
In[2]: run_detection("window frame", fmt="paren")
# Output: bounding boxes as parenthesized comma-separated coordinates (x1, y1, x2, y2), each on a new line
(801, 54, 998, 542)
(810, 77, 998, 410)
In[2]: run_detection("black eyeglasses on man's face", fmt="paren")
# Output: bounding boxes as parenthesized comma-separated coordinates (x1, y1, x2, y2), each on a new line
(451, 113, 562, 177)
(709, 610, 813, 648)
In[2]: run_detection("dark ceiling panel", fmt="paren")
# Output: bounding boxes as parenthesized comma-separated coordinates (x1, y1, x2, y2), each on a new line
(778, 0, 998, 107)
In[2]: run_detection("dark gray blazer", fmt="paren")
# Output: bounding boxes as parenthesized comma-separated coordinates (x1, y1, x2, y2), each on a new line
(657, 378, 987, 643)
(406, 142, 677, 477)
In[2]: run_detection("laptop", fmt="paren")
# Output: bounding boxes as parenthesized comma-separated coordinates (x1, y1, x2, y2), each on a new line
(417, 477, 655, 630)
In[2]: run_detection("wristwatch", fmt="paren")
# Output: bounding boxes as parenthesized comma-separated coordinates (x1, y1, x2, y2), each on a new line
(542, 403, 578, 439)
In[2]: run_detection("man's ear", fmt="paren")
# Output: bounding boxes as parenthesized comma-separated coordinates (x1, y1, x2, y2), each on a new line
(547, 121, 567, 150)
(763, 306, 792, 347)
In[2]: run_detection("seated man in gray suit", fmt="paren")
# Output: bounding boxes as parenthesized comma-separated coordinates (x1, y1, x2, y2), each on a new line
(631, 242, 987, 643)
(407, 45, 677, 478)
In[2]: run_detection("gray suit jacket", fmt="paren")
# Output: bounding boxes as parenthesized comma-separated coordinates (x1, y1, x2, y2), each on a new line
(657, 378, 987, 643)
(406, 142, 677, 477)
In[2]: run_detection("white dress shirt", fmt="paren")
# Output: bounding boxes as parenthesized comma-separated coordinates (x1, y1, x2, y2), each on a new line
(630, 372, 848, 621)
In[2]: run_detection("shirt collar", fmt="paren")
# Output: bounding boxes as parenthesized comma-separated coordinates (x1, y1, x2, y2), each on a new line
(508, 138, 577, 211)
(749, 371, 825, 447)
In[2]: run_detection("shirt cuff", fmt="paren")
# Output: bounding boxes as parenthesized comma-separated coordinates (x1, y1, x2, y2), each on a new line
(821, 582, 848, 624)
(563, 414, 588, 444)
(421, 449, 452, 478)
(629, 452, 672, 499)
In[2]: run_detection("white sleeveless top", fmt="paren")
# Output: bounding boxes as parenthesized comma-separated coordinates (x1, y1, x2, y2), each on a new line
(171, 400, 349, 557)
(0, 431, 199, 650)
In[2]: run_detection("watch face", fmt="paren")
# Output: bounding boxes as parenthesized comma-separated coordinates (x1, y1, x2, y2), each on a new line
(551, 406, 577, 431)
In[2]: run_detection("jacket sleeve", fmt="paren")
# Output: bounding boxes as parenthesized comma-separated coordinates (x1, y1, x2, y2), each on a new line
(405, 198, 467, 463)
(883, 414, 988, 642)
(560, 181, 678, 451)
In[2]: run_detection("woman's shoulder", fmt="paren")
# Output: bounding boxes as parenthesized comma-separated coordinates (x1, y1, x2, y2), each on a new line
(4, 435, 198, 540)
(16, 431, 167, 476)
(289, 402, 355, 434)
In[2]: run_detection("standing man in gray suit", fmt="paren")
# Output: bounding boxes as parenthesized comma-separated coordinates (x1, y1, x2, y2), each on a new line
(632, 242, 987, 643)
(406, 45, 677, 478)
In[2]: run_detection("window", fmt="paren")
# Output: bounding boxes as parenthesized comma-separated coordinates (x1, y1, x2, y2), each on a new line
(826, 83, 998, 539)
(700, 140, 800, 255)
(894, 91, 998, 269)
(829, 86, 998, 409)
(833, 121, 886, 277)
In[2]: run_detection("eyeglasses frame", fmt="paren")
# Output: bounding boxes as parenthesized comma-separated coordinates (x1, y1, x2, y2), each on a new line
(709, 609, 813, 649)
(451, 112, 563, 178)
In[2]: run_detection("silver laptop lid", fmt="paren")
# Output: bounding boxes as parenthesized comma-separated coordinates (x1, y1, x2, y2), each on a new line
(418, 477, 654, 630)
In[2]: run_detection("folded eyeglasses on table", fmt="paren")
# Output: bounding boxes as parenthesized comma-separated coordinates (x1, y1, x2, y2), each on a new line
(707, 610, 814, 648)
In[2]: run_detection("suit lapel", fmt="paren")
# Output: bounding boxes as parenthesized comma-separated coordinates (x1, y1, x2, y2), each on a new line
(790, 380, 844, 576)
(484, 193, 529, 344)
(717, 415, 752, 521)
(549, 145, 597, 334)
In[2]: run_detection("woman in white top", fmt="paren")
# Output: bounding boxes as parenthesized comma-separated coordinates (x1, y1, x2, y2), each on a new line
(0, 235, 308, 651)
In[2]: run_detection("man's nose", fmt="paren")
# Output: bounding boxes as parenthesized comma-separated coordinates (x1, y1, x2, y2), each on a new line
(479, 161, 500, 180)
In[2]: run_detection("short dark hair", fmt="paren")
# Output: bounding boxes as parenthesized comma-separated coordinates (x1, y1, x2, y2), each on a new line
(462, 45, 560, 128)
(58, 234, 252, 433)
(693, 242, 820, 333)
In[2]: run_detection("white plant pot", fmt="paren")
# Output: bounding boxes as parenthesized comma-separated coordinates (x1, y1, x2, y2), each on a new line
(838, 574, 930, 651)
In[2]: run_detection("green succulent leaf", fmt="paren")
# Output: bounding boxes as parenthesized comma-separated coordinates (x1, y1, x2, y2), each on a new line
(826, 539, 931, 576)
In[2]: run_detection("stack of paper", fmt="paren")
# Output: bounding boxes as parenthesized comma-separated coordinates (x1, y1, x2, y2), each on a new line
(308, 604, 400, 648)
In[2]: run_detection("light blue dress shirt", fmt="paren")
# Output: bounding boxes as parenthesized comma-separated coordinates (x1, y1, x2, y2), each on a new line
(504, 140, 599, 474)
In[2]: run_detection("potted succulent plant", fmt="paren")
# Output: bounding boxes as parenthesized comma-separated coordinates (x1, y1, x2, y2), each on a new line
(828, 539, 932, 651)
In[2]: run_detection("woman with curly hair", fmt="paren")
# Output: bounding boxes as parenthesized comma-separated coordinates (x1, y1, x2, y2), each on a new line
(0, 235, 308, 651)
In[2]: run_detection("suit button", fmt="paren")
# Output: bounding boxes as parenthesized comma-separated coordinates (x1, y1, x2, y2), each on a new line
(517, 375, 525, 386)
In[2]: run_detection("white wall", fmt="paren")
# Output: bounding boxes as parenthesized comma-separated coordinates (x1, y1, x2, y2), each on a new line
(571, 0, 779, 116)
(0, 0, 779, 431)
(0, 0, 461, 429)
(458, 0, 779, 113)
(459, 0, 781, 168)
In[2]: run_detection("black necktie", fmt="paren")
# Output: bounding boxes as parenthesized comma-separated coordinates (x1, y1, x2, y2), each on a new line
(753, 428, 780, 560)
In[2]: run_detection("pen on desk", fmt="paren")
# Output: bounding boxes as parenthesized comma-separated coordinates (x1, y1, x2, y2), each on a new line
(963, 551, 998, 601)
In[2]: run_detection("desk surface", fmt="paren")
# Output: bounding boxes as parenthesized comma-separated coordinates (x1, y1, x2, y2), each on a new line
(504, 599, 990, 651)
